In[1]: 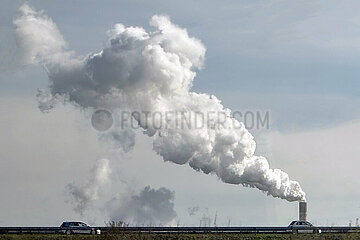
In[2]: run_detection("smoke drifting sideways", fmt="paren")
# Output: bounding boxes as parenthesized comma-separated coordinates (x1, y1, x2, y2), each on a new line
(67, 158, 111, 215)
(13, 4, 306, 202)
(107, 186, 177, 226)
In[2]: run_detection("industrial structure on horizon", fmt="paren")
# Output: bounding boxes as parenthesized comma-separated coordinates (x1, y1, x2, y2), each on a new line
(299, 201, 307, 221)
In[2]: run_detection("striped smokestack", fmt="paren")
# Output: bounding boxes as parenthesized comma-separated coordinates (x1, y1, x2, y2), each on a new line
(299, 201, 307, 221)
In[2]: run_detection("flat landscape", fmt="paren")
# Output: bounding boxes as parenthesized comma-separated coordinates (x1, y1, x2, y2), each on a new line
(2, 2, 360, 239)
(1, 234, 360, 240)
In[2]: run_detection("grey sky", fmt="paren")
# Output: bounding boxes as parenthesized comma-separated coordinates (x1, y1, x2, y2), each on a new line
(0, 0, 360, 226)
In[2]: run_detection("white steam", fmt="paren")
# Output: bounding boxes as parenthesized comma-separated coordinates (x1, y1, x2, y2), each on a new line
(67, 158, 111, 215)
(14, 4, 305, 202)
(13, 4, 69, 64)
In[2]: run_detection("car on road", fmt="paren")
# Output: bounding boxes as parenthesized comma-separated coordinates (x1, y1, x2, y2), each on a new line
(288, 220, 321, 234)
(60, 222, 101, 235)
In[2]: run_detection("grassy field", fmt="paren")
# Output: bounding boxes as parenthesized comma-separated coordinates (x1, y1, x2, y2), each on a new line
(1, 234, 360, 240)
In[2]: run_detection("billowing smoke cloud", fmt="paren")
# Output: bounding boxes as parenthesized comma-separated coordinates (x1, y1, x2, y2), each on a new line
(67, 158, 111, 215)
(107, 186, 177, 226)
(14, 4, 306, 201)
(13, 4, 70, 65)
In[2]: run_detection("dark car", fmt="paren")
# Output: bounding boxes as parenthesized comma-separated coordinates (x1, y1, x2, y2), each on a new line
(60, 222, 101, 235)
(288, 220, 321, 234)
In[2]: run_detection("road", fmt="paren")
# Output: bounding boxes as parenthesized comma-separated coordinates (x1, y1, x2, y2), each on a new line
(0, 226, 359, 234)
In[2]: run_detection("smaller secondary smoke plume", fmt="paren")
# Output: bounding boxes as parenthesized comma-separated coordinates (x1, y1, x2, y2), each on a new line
(107, 186, 177, 226)
(98, 111, 136, 153)
(67, 158, 111, 215)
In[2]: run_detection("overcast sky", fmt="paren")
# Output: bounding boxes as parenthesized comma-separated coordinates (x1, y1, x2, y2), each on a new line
(1, 0, 360, 226)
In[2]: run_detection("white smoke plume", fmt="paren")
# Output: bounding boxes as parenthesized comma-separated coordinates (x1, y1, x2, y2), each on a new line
(14, 4, 306, 202)
(13, 4, 70, 65)
(67, 158, 111, 215)
(107, 186, 177, 226)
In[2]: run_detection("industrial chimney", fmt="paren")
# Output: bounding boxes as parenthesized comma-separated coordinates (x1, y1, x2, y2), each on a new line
(299, 201, 307, 221)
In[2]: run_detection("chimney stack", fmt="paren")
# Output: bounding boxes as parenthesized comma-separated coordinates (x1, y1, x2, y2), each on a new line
(299, 201, 307, 221)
